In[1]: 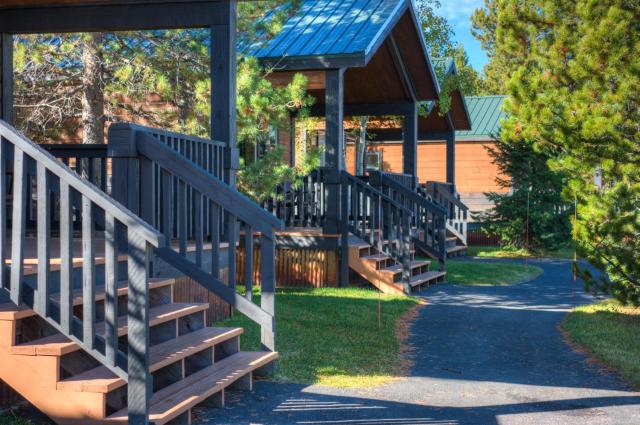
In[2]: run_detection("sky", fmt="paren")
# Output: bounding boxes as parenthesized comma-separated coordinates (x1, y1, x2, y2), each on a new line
(435, 0, 488, 72)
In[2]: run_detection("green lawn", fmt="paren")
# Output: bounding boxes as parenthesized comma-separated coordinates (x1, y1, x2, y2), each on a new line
(563, 300, 640, 387)
(217, 287, 420, 388)
(444, 259, 543, 286)
(467, 245, 575, 259)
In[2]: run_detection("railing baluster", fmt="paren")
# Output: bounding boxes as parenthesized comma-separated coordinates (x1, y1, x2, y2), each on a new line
(178, 180, 187, 256)
(161, 169, 173, 242)
(82, 195, 96, 349)
(105, 213, 118, 367)
(36, 163, 51, 317)
(59, 181, 73, 334)
(194, 192, 203, 267)
(10, 148, 27, 305)
(210, 202, 220, 279)
(243, 224, 253, 301)
(227, 214, 237, 291)
(0, 138, 6, 290)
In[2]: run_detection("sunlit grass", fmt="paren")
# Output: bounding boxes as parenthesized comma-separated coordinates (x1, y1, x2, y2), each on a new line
(563, 299, 640, 387)
(467, 245, 575, 259)
(217, 287, 420, 388)
(427, 257, 543, 286)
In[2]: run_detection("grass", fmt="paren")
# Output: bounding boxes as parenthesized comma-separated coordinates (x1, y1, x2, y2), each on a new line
(444, 259, 543, 286)
(467, 245, 575, 259)
(217, 287, 420, 388)
(563, 299, 640, 387)
(425, 256, 544, 286)
(0, 413, 35, 425)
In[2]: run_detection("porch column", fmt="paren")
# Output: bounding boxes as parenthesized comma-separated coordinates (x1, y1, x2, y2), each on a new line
(211, 1, 238, 186)
(0, 33, 13, 123)
(324, 68, 348, 286)
(446, 130, 455, 185)
(289, 114, 296, 166)
(403, 102, 418, 180)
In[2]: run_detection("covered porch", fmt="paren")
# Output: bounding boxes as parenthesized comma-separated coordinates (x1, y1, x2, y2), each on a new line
(247, 0, 457, 293)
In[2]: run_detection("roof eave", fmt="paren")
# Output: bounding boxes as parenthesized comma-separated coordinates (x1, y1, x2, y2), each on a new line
(258, 53, 368, 71)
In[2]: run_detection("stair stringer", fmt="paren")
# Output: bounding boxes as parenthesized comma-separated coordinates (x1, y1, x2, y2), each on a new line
(347, 245, 406, 296)
(0, 320, 106, 425)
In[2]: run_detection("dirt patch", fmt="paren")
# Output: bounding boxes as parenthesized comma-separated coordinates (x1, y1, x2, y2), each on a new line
(395, 297, 427, 377)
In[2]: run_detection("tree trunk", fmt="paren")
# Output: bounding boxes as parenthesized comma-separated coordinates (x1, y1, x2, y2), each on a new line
(82, 33, 104, 145)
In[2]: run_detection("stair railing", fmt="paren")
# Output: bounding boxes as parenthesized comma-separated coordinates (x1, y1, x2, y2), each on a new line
(0, 120, 165, 423)
(422, 181, 468, 246)
(369, 171, 448, 268)
(341, 171, 414, 292)
(379, 171, 417, 190)
(263, 168, 326, 228)
(108, 123, 282, 354)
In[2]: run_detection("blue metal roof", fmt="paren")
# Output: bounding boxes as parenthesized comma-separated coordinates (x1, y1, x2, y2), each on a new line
(456, 96, 507, 140)
(247, 0, 413, 66)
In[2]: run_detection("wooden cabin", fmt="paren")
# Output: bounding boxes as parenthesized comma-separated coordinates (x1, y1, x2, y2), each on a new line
(248, 0, 470, 292)
(0, 0, 485, 423)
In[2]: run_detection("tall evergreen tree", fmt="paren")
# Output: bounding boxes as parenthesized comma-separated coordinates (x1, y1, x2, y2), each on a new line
(495, 0, 640, 305)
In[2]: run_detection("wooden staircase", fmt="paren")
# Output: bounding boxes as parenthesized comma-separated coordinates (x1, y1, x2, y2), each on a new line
(0, 277, 277, 425)
(348, 236, 445, 295)
(0, 121, 282, 424)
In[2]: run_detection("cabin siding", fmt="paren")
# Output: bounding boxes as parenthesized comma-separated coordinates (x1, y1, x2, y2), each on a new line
(345, 140, 509, 216)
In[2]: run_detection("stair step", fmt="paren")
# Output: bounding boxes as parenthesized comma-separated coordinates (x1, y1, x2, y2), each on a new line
(57, 327, 243, 393)
(11, 303, 209, 356)
(381, 260, 430, 275)
(447, 245, 468, 255)
(362, 254, 390, 263)
(105, 351, 279, 425)
(0, 278, 175, 321)
(410, 271, 446, 288)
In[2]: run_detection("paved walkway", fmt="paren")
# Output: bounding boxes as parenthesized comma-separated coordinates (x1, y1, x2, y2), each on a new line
(203, 259, 640, 425)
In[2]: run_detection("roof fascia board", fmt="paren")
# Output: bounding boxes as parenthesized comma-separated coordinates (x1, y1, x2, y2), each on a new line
(362, 0, 409, 65)
(406, 0, 440, 101)
(260, 53, 367, 70)
(0, 1, 227, 33)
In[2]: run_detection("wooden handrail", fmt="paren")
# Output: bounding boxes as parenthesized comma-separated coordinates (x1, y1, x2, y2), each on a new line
(136, 132, 283, 235)
(0, 121, 164, 247)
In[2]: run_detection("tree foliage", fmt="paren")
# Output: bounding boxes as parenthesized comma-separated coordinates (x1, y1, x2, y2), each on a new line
(493, 0, 640, 305)
(415, 0, 483, 96)
(477, 139, 572, 251)
(13, 0, 320, 202)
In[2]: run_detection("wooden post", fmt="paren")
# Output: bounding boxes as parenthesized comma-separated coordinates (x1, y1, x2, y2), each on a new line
(127, 229, 151, 425)
(211, 0, 238, 187)
(0, 33, 13, 123)
(260, 233, 276, 352)
(324, 68, 348, 285)
(403, 102, 418, 182)
(446, 130, 455, 185)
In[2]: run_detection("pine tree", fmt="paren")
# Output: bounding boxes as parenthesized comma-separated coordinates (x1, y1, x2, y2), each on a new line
(495, 0, 640, 305)
(478, 139, 572, 251)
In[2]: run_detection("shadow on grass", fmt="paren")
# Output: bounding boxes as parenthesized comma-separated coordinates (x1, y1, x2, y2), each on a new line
(217, 287, 420, 387)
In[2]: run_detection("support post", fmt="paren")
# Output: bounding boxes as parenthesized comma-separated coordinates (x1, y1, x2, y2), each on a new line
(1, 33, 13, 123)
(446, 130, 455, 185)
(324, 68, 348, 285)
(289, 114, 296, 167)
(403, 102, 418, 182)
(211, 0, 238, 187)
